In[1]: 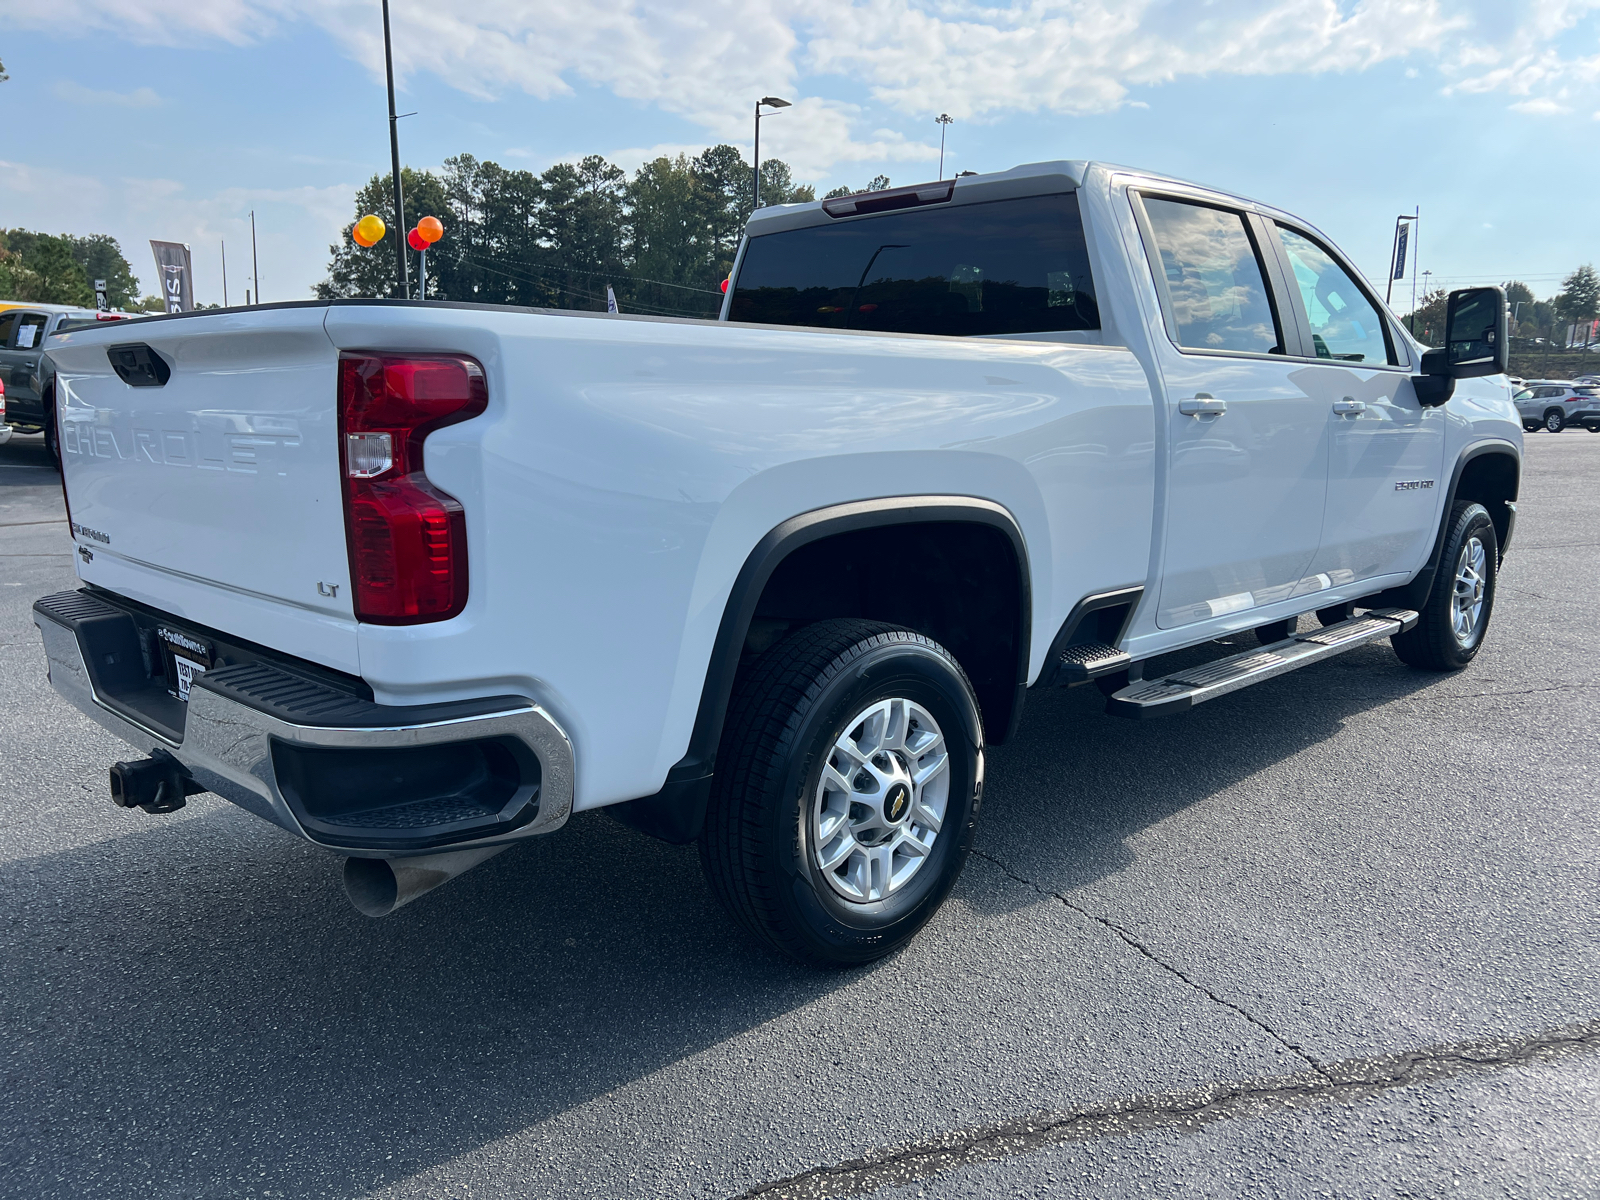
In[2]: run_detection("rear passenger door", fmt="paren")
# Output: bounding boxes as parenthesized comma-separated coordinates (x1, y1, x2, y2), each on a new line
(1131, 191, 1330, 630)
(1263, 222, 1445, 588)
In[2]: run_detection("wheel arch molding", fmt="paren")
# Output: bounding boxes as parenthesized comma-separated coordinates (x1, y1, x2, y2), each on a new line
(609, 496, 1032, 845)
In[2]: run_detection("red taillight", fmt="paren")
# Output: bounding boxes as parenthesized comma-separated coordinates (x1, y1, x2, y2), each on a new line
(337, 354, 487, 624)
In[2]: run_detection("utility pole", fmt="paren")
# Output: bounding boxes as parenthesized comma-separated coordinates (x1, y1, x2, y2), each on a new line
(382, 0, 409, 298)
(936, 114, 953, 180)
(250, 211, 260, 306)
(1408, 205, 1420, 334)
(221, 240, 229, 307)
(752, 96, 791, 210)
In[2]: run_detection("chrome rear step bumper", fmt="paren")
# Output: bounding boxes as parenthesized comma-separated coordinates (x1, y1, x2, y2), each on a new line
(33, 589, 574, 856)
(1107, 608, 1419, 719)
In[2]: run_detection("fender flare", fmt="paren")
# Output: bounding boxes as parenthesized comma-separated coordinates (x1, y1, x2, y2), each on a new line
(611, 495, 1032, 843)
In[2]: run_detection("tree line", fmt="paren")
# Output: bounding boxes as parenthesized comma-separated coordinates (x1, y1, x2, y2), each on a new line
(0, 230, 146, 310)
(317, 147, 889, 317)
(1407, 266, 1600, 349)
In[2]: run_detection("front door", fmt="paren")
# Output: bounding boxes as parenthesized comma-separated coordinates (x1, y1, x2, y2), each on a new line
(1267, 223, 1446, 586)
(1135, 193, 1331, 630)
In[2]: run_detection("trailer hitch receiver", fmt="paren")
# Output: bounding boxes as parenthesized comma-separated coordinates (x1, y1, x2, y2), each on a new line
(109, 750, 206, 814)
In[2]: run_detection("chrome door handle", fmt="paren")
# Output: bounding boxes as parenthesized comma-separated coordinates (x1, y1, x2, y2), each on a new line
(1178, 394, 1227, 417)
(1332, 398, 1366, 415)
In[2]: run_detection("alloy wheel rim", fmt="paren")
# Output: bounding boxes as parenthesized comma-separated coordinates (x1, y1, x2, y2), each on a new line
(1450, 535, 1487, 646)
(811, 697, 951, 904)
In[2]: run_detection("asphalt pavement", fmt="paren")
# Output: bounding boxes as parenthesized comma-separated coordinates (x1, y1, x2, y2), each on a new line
(1, 429, 1595, 1199)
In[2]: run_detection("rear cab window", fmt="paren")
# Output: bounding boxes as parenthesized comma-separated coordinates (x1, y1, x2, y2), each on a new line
(729, 193, 1100, 338)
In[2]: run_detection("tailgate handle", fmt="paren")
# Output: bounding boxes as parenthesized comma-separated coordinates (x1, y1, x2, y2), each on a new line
(108, 343, 172, 388)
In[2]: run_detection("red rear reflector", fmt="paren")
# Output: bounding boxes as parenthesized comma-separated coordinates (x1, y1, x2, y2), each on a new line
(821, 180, 955, 219)
(337, 354, 487, 624)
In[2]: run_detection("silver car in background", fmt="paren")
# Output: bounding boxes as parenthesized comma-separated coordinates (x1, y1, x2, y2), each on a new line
(1513, 381, 1600, 432)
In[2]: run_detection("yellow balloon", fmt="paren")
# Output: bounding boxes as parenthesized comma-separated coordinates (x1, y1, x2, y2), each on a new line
(354, 214, 387, 246)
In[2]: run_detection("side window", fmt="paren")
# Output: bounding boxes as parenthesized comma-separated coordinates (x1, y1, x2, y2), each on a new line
(1139, 196, 1282, 355)
(0, 313, 18, 347)
(1276, 226, 1397, 366)
(730, 192, 1100, 337)
(14, 312, 48, 350)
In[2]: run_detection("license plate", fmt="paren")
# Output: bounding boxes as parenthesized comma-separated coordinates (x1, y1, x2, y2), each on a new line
(156, 625, 214, 702)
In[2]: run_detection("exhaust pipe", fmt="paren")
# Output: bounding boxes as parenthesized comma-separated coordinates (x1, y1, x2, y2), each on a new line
(342, 844, 510, 917)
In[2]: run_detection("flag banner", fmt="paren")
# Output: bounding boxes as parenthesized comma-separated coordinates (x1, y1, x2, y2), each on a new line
(1392, 223, 1409, 281)
(150, 240, 194, 312)
(606, 285, 619, 314)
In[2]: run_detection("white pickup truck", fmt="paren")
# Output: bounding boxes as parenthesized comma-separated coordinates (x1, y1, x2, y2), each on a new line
(34, 161, 1520, 965)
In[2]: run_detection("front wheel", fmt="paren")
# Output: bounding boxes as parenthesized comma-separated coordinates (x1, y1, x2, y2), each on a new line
(1544, 409, 1566, 433)
(1391, 502, 1498, 672)
(699, 619, 984, 966)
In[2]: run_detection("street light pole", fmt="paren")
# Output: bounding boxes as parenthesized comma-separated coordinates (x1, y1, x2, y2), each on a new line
(936, 114, 953, 179)
(753, 95, 791, 210)
(381, 0, 409, 299)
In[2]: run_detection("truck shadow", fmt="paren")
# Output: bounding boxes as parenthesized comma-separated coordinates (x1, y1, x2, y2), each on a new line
(971, 636, 1455, 903)
(0, 636, 1448, 1198)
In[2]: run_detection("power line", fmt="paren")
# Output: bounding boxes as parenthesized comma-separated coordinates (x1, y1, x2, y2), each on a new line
(458, 256, 715, 319)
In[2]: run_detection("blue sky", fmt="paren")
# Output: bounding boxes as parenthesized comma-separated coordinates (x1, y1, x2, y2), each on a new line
(5, 1, 1598, 307)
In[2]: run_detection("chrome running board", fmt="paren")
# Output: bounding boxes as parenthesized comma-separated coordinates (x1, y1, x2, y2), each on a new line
(1106, 608, 1419, 719)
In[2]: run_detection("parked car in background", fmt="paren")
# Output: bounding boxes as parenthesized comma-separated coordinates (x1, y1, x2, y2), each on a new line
(3, 305, 136, 460)
(1512, 381, 1600, 432)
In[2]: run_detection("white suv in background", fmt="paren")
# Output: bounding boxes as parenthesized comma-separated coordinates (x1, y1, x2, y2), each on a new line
(1514, 381, 1600, 432)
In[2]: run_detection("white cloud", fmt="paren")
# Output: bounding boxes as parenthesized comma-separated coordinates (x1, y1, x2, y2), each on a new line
(16, 0, 1600, 171)
(1511, 96, 1572, 114)
(52, 80, 164, 107)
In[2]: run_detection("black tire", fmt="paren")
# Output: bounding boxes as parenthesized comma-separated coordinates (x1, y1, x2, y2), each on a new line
(1391, 502, 1498, 672)
(698, 619, 984, 967)
(1253, 616, 1295, 645)
(1316, 601, 1354, 627)
(1544, 409, 1565, 433)
(42, 391, 60, 471)
(1587, 423, 1600, 433)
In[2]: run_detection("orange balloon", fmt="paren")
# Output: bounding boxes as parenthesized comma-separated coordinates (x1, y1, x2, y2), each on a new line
(417, 216, 444, 244)
(353, 214, 386, 247)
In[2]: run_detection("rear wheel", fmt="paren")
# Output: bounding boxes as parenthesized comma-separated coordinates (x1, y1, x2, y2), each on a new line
(1544, 409, 1565, 433)
(1391, 502, 1498, 672)
(699, 619, 984, 966)
(43, 400, 60, 471)
(1316, 601, 1355, 627)
(1253, 616, 1296, 645)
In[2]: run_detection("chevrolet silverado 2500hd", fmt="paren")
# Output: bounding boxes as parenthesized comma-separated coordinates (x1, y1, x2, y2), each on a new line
(33, 161, 1520, 965)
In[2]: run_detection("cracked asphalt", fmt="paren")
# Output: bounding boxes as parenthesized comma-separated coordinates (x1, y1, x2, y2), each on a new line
(2, 430, 1596, 1199)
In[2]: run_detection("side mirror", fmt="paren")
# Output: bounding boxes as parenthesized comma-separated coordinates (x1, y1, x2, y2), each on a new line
(1414, 286, 1509, 407)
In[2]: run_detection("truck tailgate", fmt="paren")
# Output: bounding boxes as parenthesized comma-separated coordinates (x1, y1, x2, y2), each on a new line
(51, 307, 359, 674)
